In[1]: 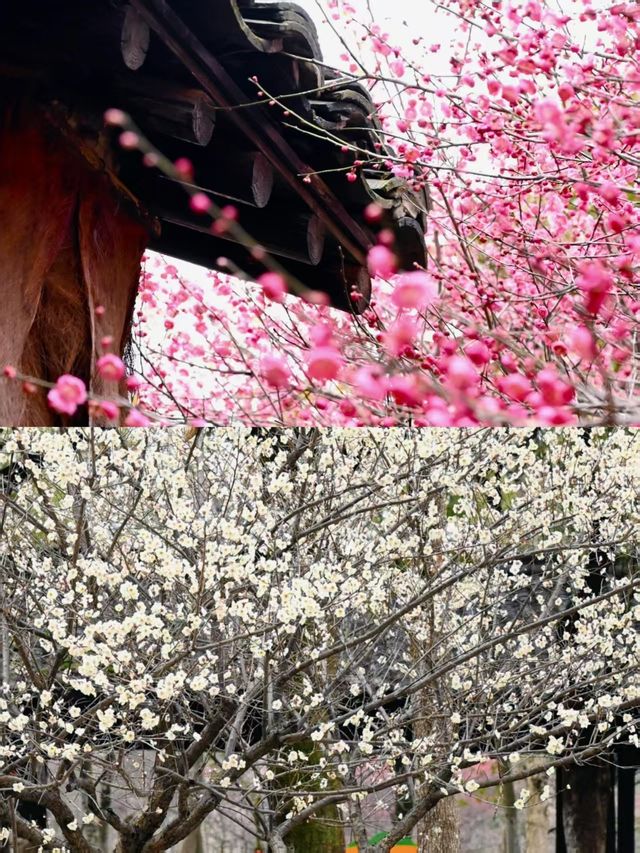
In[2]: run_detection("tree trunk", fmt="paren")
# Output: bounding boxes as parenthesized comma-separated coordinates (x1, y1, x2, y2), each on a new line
(415, 504, 460, 853)
(83, 807, 108, 850)
(279, 677, 345, 853)
(269, 834, 288, 853)
(287, 812, 344, 853)
(524, 771, 551, 852)
(114, 838, 149, 853)
(282, 739, 344, 853)
(561, 763, 610, 853)
(348, 798, 370, 852)
(502, 779, 521, 853)
(181, 826, 205, 853)
(418, 797, 460, 853)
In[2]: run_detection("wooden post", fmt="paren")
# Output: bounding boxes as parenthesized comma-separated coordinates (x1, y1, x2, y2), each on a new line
(0, 90, 148, 425)
(561, 762, 611, 853)
(617, 765, 635, 853)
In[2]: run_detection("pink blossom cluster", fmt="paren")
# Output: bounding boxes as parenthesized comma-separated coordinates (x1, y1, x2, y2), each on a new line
(126, 0, 640, 426)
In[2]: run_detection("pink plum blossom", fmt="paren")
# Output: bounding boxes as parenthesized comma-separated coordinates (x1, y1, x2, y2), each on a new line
(391, 272, 438, 310)
(97, 354, 126, 382)
(576, 262, 614, 316)
(306, 347, 343, 382)
(261, 354, 291, 389)
(124, 409, 152, 427)
(76, 0, 640, 428)
(259, 273, 288, 303)
(47, 376, 88, 416)
(367, 245, 397, 279)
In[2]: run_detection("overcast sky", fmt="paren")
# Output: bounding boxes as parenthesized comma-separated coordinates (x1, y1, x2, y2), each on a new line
(297, 0, 458, 72)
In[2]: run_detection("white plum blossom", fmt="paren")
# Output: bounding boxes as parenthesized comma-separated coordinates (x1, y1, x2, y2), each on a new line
(546, 736, 565, 756)
(0, 428, 638, 850)
(97, 708, 116, 732)
(140, 709, 160, 731)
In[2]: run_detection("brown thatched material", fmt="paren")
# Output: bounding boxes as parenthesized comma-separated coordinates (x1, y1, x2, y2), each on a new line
(0, 97, 147, 425)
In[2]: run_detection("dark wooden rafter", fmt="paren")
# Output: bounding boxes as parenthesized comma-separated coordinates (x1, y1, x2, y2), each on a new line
(157, 200, 326, 266)
(155, 152, 274, 208)
(113, 74, 216, 146)
(152, 223, 370, 312)
(121, 5, 151, 71)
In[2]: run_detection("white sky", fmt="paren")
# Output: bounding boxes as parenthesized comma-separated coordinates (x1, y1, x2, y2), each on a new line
(297, 0, 603, 77)
(297, 0, 458, 72)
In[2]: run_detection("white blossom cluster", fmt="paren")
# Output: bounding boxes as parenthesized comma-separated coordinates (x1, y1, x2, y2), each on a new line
(0, 428, 638, 851)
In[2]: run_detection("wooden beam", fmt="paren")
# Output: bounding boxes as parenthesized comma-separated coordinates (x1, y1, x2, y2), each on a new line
(121, 4, 151, 71)
(394, 216, 427, 271)
(150, 223, 370, 313)
(155, 150, 274, 209)
(154, 199, 326, 267)
(113, 75, 216, 146)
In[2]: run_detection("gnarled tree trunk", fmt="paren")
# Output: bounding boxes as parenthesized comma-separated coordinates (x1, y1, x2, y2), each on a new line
(282, 740, 344, 853)
(287, 812, 344, 853)
(416, 497, 460, 853)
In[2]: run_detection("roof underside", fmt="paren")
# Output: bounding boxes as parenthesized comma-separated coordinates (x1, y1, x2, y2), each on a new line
(1, 0, 428, 311)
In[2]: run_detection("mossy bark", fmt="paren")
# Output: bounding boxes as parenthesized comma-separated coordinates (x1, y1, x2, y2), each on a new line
(416, 494, 460, 853)
(281, 740, 344, 853)
(287, 809, 345, 853)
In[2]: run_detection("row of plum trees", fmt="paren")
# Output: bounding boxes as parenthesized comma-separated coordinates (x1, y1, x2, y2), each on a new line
(0, 428, 639, 850)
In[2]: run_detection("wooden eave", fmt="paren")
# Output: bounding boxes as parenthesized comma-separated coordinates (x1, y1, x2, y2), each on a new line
(0, 0, 428, 311)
